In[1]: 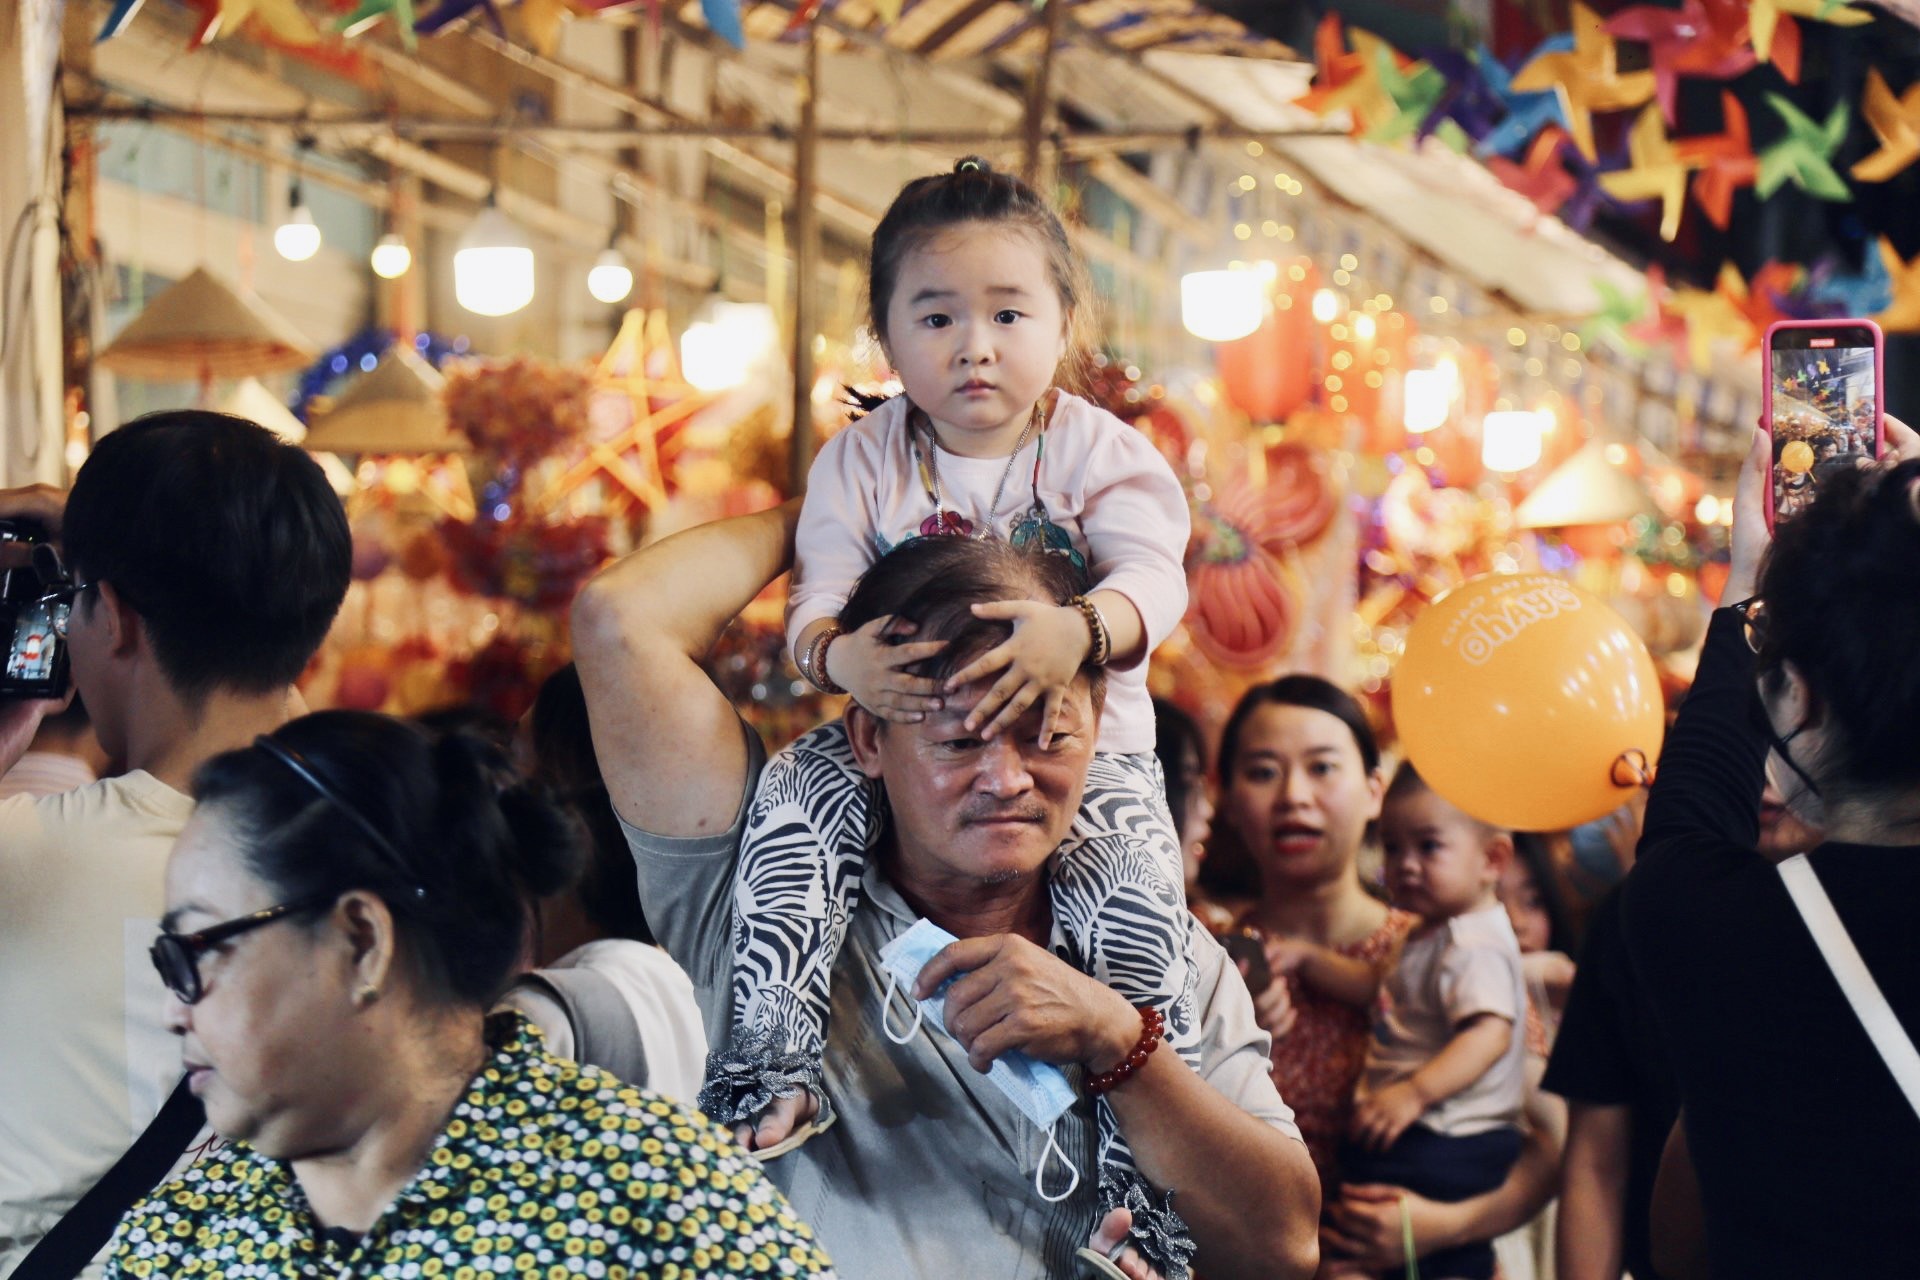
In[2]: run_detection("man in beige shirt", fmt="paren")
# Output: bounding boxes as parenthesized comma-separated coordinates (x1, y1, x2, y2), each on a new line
(0, 412, 351, 1277)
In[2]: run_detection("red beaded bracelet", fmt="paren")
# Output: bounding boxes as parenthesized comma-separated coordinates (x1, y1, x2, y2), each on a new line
(1085, 1006, 1164, 1096)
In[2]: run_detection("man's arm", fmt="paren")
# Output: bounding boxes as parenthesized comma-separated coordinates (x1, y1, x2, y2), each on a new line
(1557, 1102, 1631, 1280)
(571, 502, 800, 837)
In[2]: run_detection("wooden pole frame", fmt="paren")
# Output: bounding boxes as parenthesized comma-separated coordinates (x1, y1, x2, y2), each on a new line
(788, 18, 822, 497)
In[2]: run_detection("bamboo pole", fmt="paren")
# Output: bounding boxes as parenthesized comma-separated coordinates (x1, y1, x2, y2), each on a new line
(1022, 0, 1068, 188)
(789, 19, 822, 497)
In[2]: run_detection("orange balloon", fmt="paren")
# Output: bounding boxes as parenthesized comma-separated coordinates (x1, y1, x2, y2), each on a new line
(1780, 440, 1814, 475)
(1391, 572, 1666, 831)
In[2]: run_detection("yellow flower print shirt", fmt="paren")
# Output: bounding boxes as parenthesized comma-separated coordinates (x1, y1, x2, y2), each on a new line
(105, 1015, 835, 1279)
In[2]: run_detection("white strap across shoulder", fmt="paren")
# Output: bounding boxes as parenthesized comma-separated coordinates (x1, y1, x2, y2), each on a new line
(1777, 853, 1920, 1121)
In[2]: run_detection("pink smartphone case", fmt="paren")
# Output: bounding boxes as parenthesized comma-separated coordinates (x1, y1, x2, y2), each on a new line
(1761, 318, 1885, 532)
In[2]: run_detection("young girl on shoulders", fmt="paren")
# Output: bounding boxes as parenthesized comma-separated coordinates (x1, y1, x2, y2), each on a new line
(701, 157, 1200, 1278)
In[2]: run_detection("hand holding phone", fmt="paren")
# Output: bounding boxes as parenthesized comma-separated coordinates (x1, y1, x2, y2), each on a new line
(1763, 319, 1884, 530)
(0, 520, 71, 701)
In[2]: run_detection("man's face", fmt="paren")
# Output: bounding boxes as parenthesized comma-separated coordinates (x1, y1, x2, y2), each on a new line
(849, 674, 1097, 893)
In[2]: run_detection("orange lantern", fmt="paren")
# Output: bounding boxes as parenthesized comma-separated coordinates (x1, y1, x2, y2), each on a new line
(1216, 259, 1319, 423)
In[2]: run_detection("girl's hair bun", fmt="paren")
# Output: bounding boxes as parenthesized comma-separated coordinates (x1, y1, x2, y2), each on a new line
(953, 156, 990, 174)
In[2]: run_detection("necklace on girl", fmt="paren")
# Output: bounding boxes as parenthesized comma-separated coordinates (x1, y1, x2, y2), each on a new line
(906, 399, 1087, 577)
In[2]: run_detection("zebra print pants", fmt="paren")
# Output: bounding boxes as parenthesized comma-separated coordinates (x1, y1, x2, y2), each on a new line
(704, 719, 1200, 1277)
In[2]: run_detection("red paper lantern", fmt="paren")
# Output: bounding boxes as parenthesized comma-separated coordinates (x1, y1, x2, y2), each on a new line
(1215, 260, 1319, 423)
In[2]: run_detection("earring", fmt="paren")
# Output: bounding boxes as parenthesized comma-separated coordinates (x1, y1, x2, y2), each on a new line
(354, 983, 379, 1007)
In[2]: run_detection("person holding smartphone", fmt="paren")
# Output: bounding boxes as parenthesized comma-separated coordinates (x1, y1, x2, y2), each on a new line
(1622, 412, 1920, 1276)
(0, 413, 352, 1279)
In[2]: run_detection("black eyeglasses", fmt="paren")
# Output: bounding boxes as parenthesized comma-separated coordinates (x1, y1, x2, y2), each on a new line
(1730, 596, 1768, 654)
(150, 894, 336, 1004)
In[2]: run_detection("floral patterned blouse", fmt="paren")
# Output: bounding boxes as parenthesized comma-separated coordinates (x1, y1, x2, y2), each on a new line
(1248, 907, 1419, 1192)
(105, 1015, 835, 1279)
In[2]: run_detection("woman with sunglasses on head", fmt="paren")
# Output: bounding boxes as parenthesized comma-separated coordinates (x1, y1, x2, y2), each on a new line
(1624, 416, 1920, 1278)
(109, 710, 834, 1280)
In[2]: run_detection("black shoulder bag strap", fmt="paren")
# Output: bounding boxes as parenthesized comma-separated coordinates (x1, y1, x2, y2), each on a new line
(12, 1077, 205, 1280)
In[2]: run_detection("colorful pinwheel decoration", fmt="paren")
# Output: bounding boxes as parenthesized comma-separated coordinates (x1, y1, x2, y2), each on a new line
(1511, 2, 1655, 161)
(1365, 39, 1447, 145)
(1486, 127, 1579, 215)
(1667, 280, 1755, 373)
(1627, 266, 1695, 364)
(1418, 47, 1506, 150)
(1875, 238, 1920, 332)
(1577, 278, 1650, 357)
(409, 0, 493, 39)
(1476, 38, 1573, 158)
(1606, 0, 1756, 125)
(1750, 0, 1870, 66)
(1808, 246, 1894, 317)
(1852, 69, 1920, 184)
(1676, 91, 1757, 230)
(1756, 95, 1851, 202)
(1599, 106, 1691, 241)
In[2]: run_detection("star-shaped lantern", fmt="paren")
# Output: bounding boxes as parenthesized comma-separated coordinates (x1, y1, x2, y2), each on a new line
(1757, 94, 1851, 202)
(1606, 0, 1757, 125)
(1853, 68, 1920, 184)
(1599, 106, 1691, 241)
(1511, 2, 1655, 161)
(1676, 91, 1757, 230)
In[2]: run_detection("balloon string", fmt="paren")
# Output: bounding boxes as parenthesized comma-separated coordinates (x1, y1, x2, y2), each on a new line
(1612, 749, 1656, 789)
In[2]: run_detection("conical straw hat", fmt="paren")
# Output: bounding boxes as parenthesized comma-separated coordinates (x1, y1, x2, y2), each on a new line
(98, 268, 314, 380)
(1515, 438, 1657, 528)
(302, 347, 469, 455)
(216, 378, 308, 443)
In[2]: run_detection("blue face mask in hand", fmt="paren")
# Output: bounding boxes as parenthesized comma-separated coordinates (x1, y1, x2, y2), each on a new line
(878, 918, 1083, 1202)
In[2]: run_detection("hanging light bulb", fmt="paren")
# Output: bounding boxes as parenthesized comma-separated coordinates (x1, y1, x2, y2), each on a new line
(587, 241, 633, 305)
(1482, 410, 1547, 473)
(1179, 270, 1264, 342)
(1403, 369, 1450, 434)
(680, 291, 778, 391)
(370, 231, 412, 280)
(454, 195, 534, 317)
(274, 179, 321, 262)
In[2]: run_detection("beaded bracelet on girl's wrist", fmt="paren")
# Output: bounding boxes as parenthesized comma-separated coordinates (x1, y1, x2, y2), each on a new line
(1067, 594, 1112, 667)
(800, 624, 846, 695)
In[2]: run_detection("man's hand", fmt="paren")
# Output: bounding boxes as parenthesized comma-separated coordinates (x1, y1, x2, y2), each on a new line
(1322, 1184, 1445, 1267)
(1351, 1080, 1426, 1153)
(1086, 1208, 1166, 1280)
(914, 933, 1137, 1074)
(0, 691, 75, 781)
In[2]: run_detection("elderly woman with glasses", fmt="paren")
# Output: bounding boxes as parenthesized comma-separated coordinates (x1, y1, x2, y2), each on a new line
(109, 710, 834, 1280)
(1624, 417, 1920, 1278)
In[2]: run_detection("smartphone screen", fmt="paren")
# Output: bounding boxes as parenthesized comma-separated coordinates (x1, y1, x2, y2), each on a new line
(1769, 324, 1878, 525)
(0, 524, 69, 699)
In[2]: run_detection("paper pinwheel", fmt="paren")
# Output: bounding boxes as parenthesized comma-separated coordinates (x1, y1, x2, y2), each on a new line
(701, 0, 744, 47)
(1599, 106, 1691, 241)
(1667, 282, 1755, 373)
(1808, 246, 1894, 317)
(1627, 265, 1695, 364)
(1721, 262, 1798, 343)
(1757, 95, 1851, 202)
(1875, 238, 1920, 332)
(413, 0, 507, 38)
(1751, 0, 1870, 65)
(1475, 38, 1573, 158)
(1511, 2, 1655, 161)
(1294, 17, 1396, 136)
(1364, 37, 1447, 144)
(97, 0, 146, 42)
(1852, 69, 1920, 183)
(1418, 47, 1506, 147)
(1561, 137, 1648, 231)
(1606, 0, 1756, 124)
(1486, 127, 1580, 214)
(336, 0, 414, 47)
(1676, 91, 1756, 230)
(197, 0, 321, 44)
(1577, 278, 1650, 357)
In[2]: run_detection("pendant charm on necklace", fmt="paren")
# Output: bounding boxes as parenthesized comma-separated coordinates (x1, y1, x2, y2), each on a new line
(921, 510, 974, 537)
(1010, 504, 1088, 577)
